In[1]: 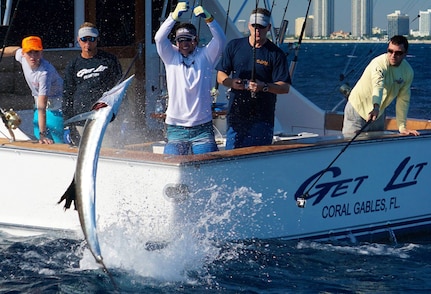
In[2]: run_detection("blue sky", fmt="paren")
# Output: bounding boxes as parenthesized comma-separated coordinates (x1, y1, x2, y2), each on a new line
(218, 0, 431, 33)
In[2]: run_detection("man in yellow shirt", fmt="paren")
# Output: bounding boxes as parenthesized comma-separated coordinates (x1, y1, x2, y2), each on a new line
(342, 35, 419, 136)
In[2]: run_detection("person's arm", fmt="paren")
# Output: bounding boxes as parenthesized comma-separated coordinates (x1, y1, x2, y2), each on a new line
(262, 81, 290, 94)
(15, 48, 23, 63)
(250, 47, 291, 94)
(36, 95, 53, 144)
(368, 62, 385, 121)
(217, 71, 246, 91)
(194, 6, 227, 64)
(396, 69, 419, 135)
(154, 3, 188, 63)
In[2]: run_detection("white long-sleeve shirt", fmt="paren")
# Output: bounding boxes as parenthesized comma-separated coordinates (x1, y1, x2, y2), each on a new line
(155, 15, 226, 127)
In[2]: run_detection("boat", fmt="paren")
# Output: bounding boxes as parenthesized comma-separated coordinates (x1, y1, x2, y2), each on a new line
(1, 0, 431, 251)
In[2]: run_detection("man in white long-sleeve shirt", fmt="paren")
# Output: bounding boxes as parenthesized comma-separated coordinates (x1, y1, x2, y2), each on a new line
(154, 2, 226, 155)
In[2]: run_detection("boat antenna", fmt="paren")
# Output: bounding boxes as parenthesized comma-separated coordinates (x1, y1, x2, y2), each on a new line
(296, 119, 372, 208)
(0, 0, 21, 64)
(288, 0, 311, 82)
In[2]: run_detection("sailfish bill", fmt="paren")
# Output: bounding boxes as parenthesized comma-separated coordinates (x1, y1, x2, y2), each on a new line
(59, 75, 134, 275)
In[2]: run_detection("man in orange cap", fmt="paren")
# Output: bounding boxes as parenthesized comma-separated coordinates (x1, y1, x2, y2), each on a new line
(15, 36, 64, 144)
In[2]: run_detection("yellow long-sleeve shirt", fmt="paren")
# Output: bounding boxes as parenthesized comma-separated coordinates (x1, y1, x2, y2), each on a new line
(348, 53, 414, 132)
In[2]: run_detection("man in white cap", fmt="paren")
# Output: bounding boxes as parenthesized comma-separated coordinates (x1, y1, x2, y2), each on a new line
(62, 22, 122, 145)
(155, 2, 226, 155)
(216, 8, 291, 149)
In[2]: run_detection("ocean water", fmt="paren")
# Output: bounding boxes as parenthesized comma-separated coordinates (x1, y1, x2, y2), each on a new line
(1, 43, 431, 293)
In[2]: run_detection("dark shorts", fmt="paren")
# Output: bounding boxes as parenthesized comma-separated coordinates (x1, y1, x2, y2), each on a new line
(225, 121, 273, 150)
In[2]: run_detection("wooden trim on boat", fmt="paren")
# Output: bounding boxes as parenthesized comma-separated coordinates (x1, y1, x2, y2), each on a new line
(324, 112, 343, 131)
(2, 129, 430, 167)
(386, 117, 431, 130)
(325, 112, 431, 131)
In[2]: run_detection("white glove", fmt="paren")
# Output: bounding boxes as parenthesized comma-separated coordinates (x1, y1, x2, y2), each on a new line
(172, 2, 189, 21)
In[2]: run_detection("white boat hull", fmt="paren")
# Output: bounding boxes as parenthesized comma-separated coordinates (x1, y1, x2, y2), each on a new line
(1, 131, 430, 243)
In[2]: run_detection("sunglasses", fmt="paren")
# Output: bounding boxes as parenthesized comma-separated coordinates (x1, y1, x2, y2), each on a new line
(176, 37, 194, 43)
(387, 48, 405, 57)
(80, 36, 97, 43)
(251, 24, 267, 29)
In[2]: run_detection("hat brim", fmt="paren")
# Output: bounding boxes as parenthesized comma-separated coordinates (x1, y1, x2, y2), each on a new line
(175, 34, 195, 41)
(249, 13, 270, 27)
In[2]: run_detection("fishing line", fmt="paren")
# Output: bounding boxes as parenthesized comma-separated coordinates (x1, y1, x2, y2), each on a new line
(99, 259, 119, 291)
(341, 43, 357, 80)
(296, 119, 372, 208)
(116, 42, 142, 86)
(329, 42, 381, 111)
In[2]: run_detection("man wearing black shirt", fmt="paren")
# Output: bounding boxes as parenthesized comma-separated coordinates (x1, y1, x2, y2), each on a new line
(63, 22, 122, 144)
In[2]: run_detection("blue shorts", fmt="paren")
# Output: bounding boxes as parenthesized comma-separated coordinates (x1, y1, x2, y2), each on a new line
(164, 121, 218, 155)
(33, 109, 64, 143)
(225, 121, 273, 150)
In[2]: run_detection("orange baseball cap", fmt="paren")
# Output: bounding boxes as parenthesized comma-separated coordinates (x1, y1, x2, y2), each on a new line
(22, 36, 43, 53)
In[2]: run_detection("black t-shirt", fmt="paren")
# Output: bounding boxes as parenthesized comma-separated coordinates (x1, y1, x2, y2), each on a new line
(216, 37, 290, 126)
(63, 49, 122, 121)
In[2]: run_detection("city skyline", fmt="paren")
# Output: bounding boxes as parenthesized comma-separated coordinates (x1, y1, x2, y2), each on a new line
(218, 0, 431, 34)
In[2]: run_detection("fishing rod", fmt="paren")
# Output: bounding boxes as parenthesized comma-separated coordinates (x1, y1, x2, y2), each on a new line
(280, 0, 289, 21)
(288, 0, 311, 82)
(296, 119, 372, 208)
(0, 0, 21, 64)
(250, 0, 259, 99)
(265, 0, 276, 42)
(276, 0, 290, 46)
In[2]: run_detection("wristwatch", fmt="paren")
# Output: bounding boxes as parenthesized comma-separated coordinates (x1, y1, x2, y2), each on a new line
(262, 83, 269, 92)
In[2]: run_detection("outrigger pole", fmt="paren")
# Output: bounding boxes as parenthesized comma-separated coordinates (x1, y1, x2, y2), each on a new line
(288, 0, 312, 82)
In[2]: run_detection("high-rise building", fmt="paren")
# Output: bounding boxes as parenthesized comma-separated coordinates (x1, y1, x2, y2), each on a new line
(312, 0, 334, 37)
(387, 10, 409, 38)
(351, 0, 372, 37)
(295, 16, 313, 38)
(418, 9, 431, 37)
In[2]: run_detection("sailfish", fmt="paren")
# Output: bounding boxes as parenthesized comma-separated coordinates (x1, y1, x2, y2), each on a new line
(59, 75, 134, 280)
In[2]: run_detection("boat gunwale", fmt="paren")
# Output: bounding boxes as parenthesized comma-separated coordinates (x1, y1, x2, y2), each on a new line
(2, 130, 431, 167)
